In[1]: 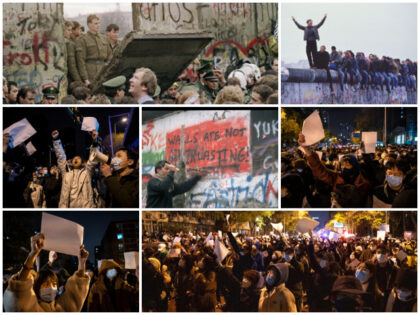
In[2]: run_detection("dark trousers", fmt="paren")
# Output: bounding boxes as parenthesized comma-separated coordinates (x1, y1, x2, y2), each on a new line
(306, 40, 317, 68)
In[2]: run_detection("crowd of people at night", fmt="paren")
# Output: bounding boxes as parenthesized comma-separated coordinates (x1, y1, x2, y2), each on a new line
(281, 134, 417, 208)
(2, 14, 278, 105)
(3, 130, 139, 208)
(3, 233, 139, 312)
(142, 226, 417, 312)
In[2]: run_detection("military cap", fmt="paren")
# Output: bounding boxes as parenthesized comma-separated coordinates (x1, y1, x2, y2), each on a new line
(197, 58, 213, 73)
(102, 75, 126, 90)
(42, 86, 59, 98)
(203, 71, 218, 82)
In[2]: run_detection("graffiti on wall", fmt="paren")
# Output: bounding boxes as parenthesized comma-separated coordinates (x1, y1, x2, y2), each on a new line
(3, 3, 67, 102)
(281, 83, 417, 104)
(133, 3, 278, 80)
(142, 110, 278, 208)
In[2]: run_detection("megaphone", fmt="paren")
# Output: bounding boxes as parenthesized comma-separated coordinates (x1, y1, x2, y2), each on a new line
(90, 149, 111, 164)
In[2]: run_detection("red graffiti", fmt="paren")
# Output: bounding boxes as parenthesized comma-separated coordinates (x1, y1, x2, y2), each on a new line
(3, 32, 49, 66)
(142, 121, 155, 147)
(265, 178, 278, 202)
(166, 117, 250, 176)
(205, 38, 269, 58)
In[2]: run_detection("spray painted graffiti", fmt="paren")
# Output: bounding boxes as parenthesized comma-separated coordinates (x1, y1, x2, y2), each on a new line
(3, 3, 67, 102)
(133, 3, 277, 81)
(281, 83, 417, 104)
(142, 110, 278, 208)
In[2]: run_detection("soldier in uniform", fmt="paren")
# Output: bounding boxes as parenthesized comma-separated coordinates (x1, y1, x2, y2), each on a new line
(200, 71, 220, 103)
(42, 86, 59, 104)
(106, 24, 121, 53)
(102, 75, 126, 104)
(76, 14, 112, 87)
(64, 21, 82, 85)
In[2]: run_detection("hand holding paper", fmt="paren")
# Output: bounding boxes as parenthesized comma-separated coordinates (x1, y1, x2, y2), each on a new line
(3, 118, 37, 148)
(301, 111, 325, 146)
(30, 233, 45, 255)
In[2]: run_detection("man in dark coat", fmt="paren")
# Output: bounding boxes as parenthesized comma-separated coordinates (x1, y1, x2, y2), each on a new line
(146, 160, 205, 208)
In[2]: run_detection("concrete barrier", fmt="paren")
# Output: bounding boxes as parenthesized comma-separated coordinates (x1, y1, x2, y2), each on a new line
(281, 67, 417, 104)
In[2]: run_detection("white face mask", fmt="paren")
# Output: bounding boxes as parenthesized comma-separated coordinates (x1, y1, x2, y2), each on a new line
(106, 268, 117, 279)
(319, 259, 327, 268)
(40, 286, 58, 303)
(111, 157, 123, 170)
(396, 289, 412, 301)
(284, 254, 293, 262)
(272, 254, 277, 260)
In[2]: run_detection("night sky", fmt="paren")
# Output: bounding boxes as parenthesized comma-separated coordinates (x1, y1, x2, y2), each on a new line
(3, 107, 139, 166)
(308, 211, 331, 230)
(3, 211, 139, 264)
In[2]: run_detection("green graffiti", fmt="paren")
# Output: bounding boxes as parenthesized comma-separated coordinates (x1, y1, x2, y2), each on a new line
(142, 150, 165, 166)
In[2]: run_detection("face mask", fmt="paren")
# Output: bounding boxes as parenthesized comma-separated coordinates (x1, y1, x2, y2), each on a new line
(386, 175, 403, 188)
(350, 254, 355, 260)
(284, 254, 293, 262)
(33, 178, 37, 182)
(384, 160, 389, 166)
(242, 278, 251, 288)
(40, 286, 58, 303)
(377, 254, 386, 263)
(272, 254, 277, 260)
(370, 246, 376, 251)
(319, 259, 327, 268)
(106, 268, 117, 279)
(43, 170, 48, 175)
(396, 289, 412, 301)
(355, 270, 369, 283)
(265, 274, 275, 287)
(111, 157, 123, 171)
(296, 168, 304, 173)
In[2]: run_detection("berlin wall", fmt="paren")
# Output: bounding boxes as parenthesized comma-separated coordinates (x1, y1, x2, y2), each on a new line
(142, 110, 279, 208)
(3, 3, 67, 103)
(281, 68, 417, 104)
(132, 3, 278, 80)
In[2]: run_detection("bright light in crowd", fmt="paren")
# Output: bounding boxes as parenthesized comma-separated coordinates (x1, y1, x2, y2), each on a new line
(121, 117, 128, 123)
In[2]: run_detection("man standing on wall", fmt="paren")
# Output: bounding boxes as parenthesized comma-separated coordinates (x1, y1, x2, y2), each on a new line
(146, 160, 206, 208)
(292, 14, 327, 68)
(76, 14, 112, 87)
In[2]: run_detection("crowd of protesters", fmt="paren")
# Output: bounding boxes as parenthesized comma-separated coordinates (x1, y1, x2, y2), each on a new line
(3, 129, 139, 208)
(2, 15, 278, 105)
(281, 134, 417, 208)
(142, 225, 417, 312)
(3, 233, 139, 312)
(315, 46, 417, 92)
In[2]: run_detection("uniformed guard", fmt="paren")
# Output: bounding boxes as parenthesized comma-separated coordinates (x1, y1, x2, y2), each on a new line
(106, 24, 121, 53)
(76, 14, 112, 87)
(42, 86, 59, 104)
(64, 21, 82, 84)
(200, 71, 220, 104)
(102, 75, 126, 104)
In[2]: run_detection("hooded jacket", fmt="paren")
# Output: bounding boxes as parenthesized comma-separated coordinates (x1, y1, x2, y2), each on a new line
(258, 263, 297, 312)
(3, 271, 90, 312)
(87, 260, 139, 312)
(53, 139, 97, 208)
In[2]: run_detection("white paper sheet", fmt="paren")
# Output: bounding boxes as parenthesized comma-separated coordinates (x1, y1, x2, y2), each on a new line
(396, 250, 407, 261)
(124, 251, 139, 269)
(214, 238, 229, 263)
(4, 118, 37, 148)
(296, 218, 319, 233)
(40, 212, 84, 256)
(173, 237, 181, 244)
(379, 225, 390, 232)
(301, 111, 325, 146)
(271, 222, 283, 232)
(218, 230, 223, 239)
(377, 231, 386, 241)
(362, 132, 377, 154)
(25, 141, 37, 156)
(81, 117, 99, 132)
(205, 232, 213, 244)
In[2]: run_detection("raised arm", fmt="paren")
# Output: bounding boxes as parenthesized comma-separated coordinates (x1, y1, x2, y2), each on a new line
(292, 16, 305, 30)
(19, 233, 44, 280)
(315, 14, 327, 29)
(52, 130, 67, 175)
(86, 131, 99, 175)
